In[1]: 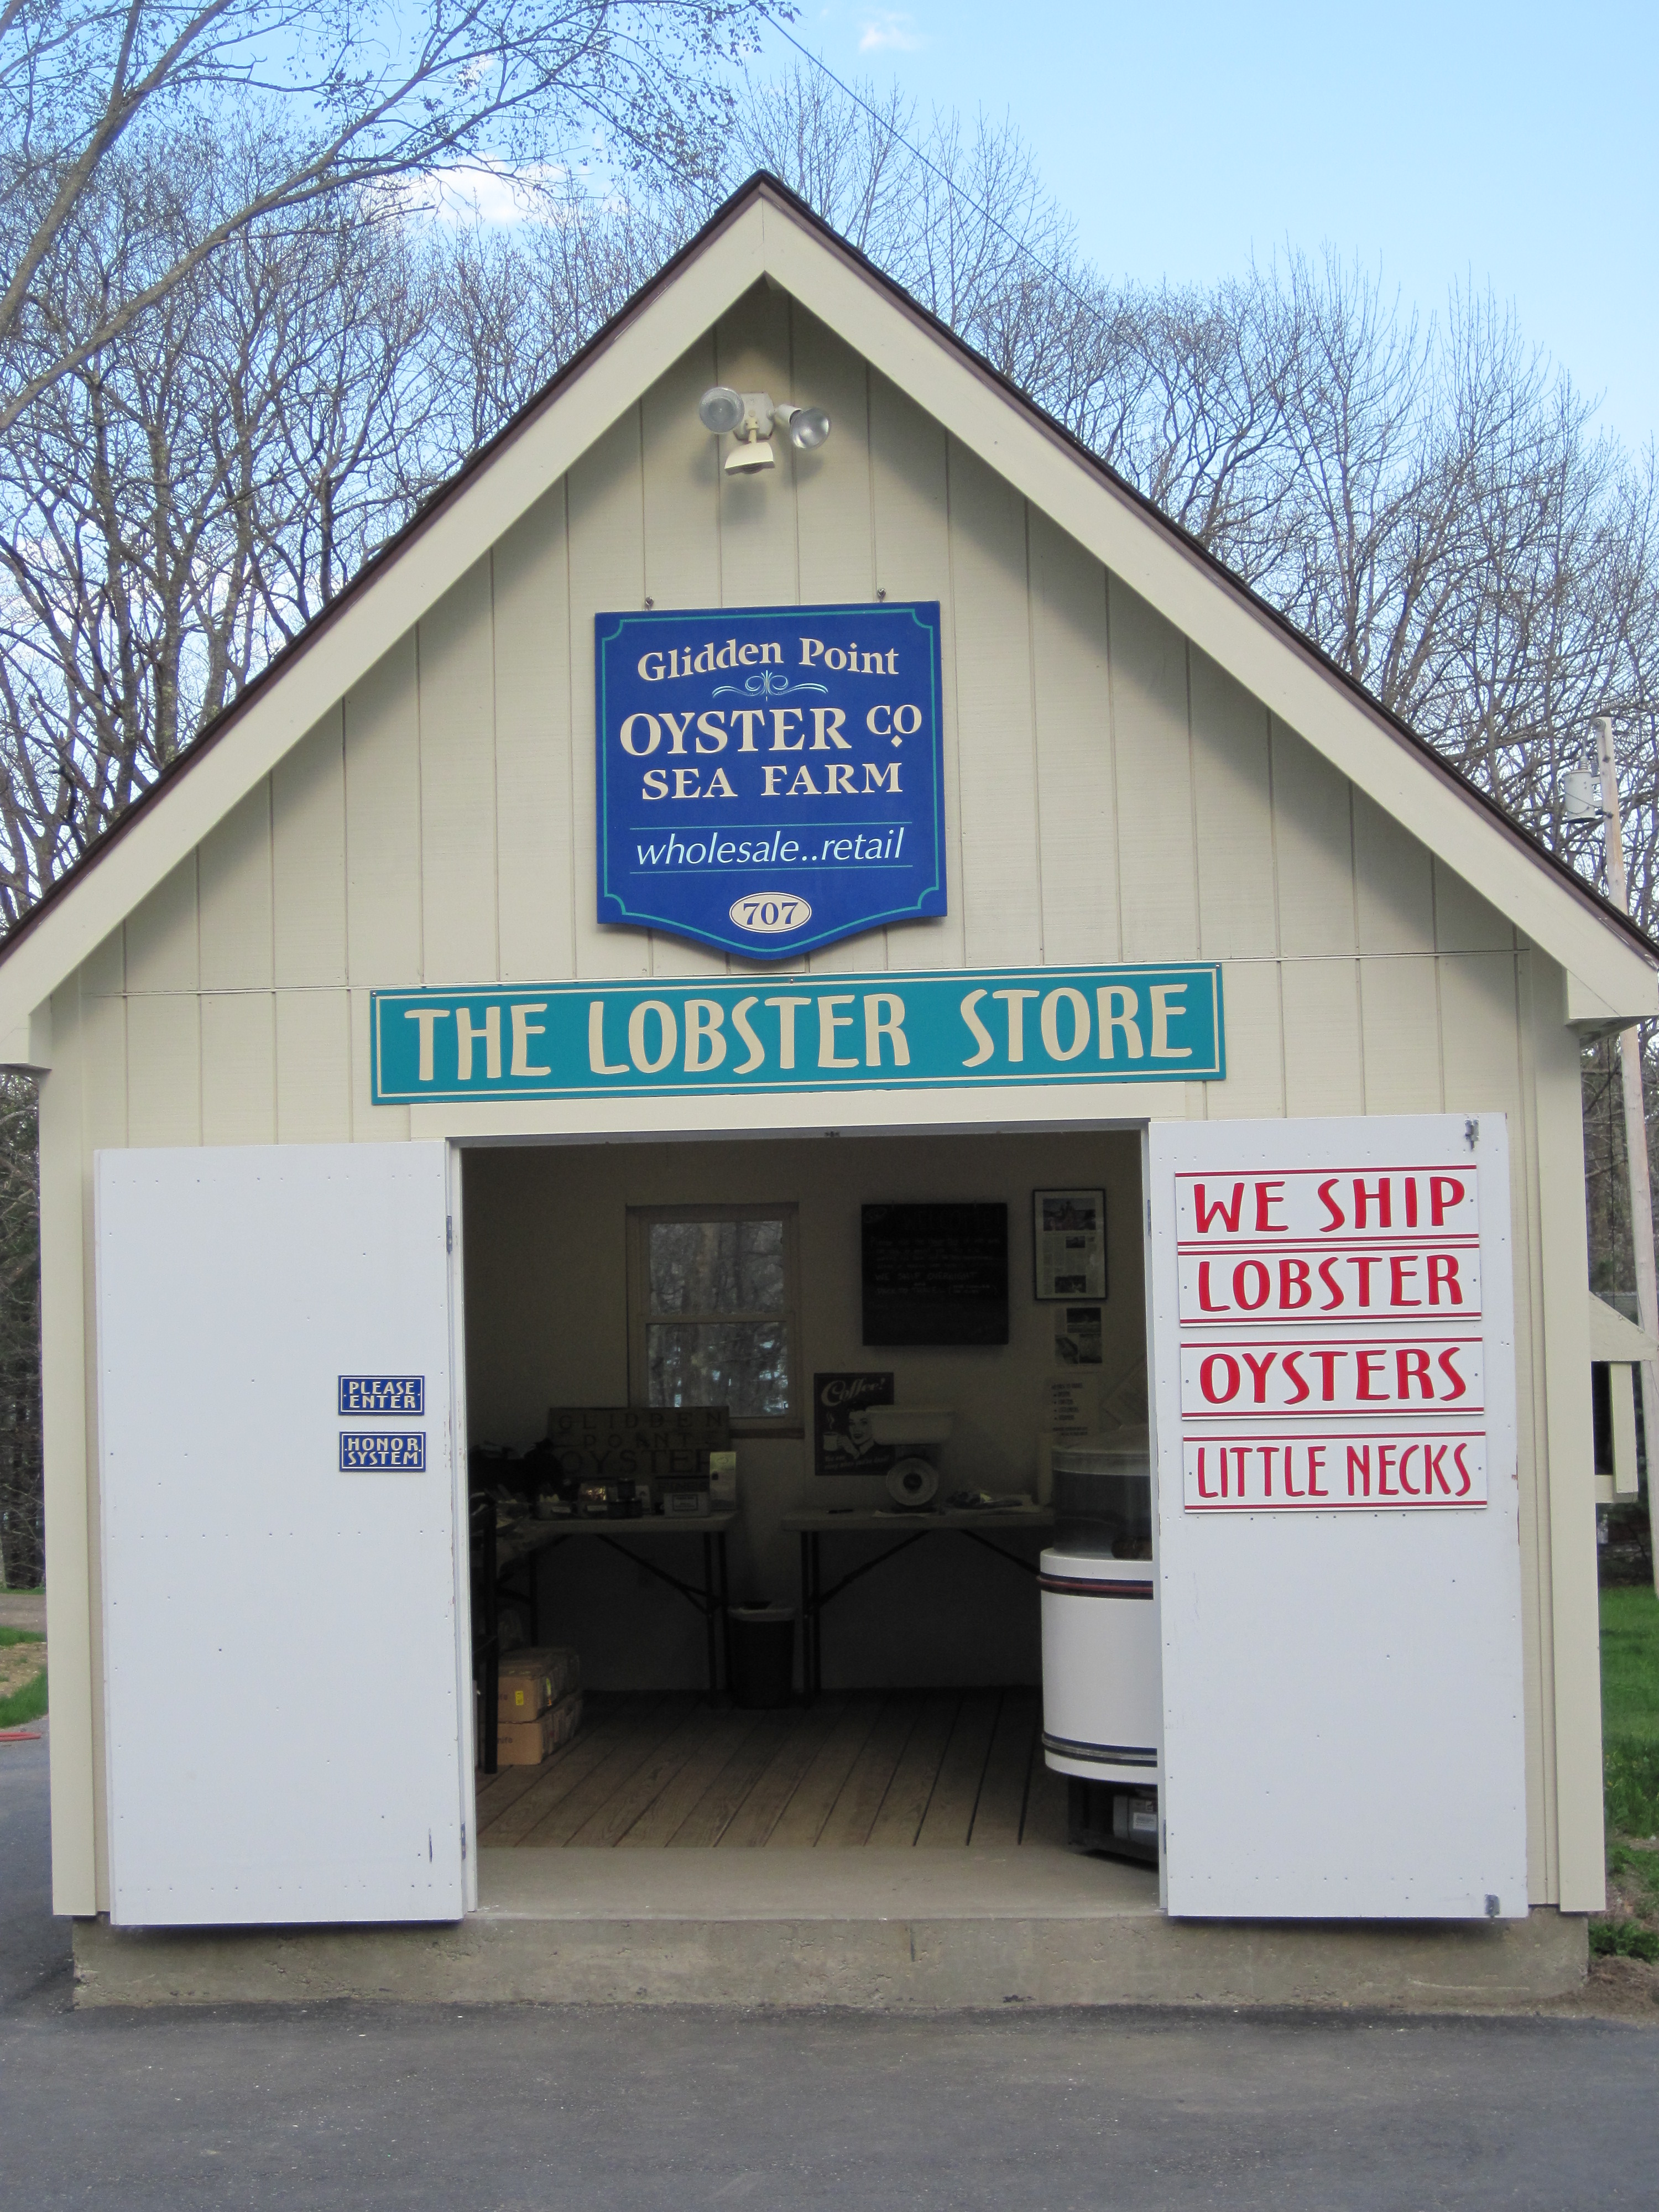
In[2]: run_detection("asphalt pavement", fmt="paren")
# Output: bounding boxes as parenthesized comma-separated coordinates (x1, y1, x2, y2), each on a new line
(3, 1719, 1658, 2211)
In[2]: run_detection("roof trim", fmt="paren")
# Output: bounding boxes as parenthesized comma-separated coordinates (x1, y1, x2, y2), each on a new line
(1, 172, 1652, 1032)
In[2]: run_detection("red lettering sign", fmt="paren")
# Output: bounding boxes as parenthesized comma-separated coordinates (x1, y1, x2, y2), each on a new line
(1175, 1161, 1490, 1514)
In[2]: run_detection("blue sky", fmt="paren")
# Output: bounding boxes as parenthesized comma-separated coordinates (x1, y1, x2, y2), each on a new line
(751, 2, 1658, 455)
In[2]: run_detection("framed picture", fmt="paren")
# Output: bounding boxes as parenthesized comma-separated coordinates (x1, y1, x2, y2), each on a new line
(1034, 1188, 1106, 1301)
(814, 1371, 896, 1477)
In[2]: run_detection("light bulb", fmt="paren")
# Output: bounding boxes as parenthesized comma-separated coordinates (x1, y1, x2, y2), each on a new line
(777, 404, 831, 451)
(697, 385, 745, 434)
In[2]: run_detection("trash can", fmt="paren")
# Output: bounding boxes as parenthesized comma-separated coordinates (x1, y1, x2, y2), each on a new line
(726, 1601, 796, 1708)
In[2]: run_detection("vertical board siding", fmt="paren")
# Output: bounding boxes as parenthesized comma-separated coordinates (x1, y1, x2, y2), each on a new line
(641, 335, 722, 610)
(567, 411, 650, 981)
(124, 855, 199, 995)
(790, 311, 875, 607)
(1029, 510, 1118, 965)
(1190, 649, 1275, 959)
(418, 558, 499, 985)
(1353, 791, 1436, 954)
(869, 371, 961, 972)
(638, 333, 728, 980)
(1205, 962, 1285, 1118)
(39, 987, 97, 1910)
(1358, 956, 1444, 1113)
(947, 444, 1042, 967)
(81, 927, 125, 1000)
(493, 486, 576, 983)
(1109, 578, 1199, 961)
(1439, 953, 1525, 1117)
(1434, 857, 1517, 954)
(714, 287, 797, 610)
(275, 990, 353, 1144)
(1281, 960, 1365, 1117)
(273, 709, 348, 989)
(125, 994, 201, 1146)
(81, 988, 128, 1161)
(344, 635, 422, 984)
(197, 785, 273, 992)
(791, 312, 880, 977)
(1511, 951, 1554, 1898)
(1271, 722, 1357, 957)
(200, 993, 276, 1145)
(348, 985, 410, 1142)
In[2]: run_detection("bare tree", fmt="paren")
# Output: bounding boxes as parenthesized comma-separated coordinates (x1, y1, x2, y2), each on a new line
(0, 0, 774, 437)
(0, 128, 426, 916)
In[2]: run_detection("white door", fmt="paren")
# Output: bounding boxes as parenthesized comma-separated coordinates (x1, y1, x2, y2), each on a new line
(1147, 1113, 1528, 1918)
(95, 1142, 472, 1926)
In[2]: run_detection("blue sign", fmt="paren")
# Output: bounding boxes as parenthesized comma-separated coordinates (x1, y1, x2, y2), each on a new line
(372, 964, 1224, 1103)
(338, 1376, 425, 1416)
(340, 1431, 426, 1472)
(594, 601, 946, 958)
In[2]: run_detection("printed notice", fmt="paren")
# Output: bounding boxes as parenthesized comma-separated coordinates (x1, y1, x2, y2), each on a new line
(339, 1431, 426, 1472)
(1043, 1378, 1099, 1439)
(338, 1375, 425, 1415)
(1175, 1161, 1488, 1512)
(1055, 1305, 1103, 1366)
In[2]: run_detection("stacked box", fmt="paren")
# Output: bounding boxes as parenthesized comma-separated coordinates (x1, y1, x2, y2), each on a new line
(495, 1691, 583, 1766)
(497, 1645, 580, 1719)
(492, 1646, 582, 1767)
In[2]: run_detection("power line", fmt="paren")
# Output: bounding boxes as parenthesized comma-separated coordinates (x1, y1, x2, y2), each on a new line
(770, 24, 1101, 322)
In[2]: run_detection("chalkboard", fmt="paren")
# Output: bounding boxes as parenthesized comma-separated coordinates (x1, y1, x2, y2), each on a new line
(862, 1203, 1009, 1346)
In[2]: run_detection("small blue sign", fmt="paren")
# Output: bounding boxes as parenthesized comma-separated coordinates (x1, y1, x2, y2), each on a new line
(372, 964, 1224, 1102)
(595, 601, 946, 959)
(339, 1431, 426, 1472)
(338, 1376, 425, 1416)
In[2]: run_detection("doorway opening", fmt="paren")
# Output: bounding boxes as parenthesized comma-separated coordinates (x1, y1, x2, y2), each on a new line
(459, 1125, 1150, 1861)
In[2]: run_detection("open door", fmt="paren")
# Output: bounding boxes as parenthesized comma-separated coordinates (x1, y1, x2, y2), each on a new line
(95, 1141, 471, 1926)
(1147, 1113, 1528, 1918)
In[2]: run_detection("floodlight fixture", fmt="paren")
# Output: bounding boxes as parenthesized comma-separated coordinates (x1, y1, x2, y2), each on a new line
(697, 387, 831, 472)
(775, 404, 831, 451)
(698, 385, 745, 434)
(724, 437, 776, 475)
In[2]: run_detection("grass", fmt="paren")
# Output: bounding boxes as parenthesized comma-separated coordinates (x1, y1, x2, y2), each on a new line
(0, 1623, 45, 1728)
(1599, 1585, 1659, 1960)
(1601, 1587, 1659, 1836)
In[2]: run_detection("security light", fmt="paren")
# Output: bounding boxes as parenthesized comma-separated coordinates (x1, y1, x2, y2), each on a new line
(698, 385, 746, 434)
(775, 404, 831, 451)
(724, 437, 775, 474)
(698, 387, 831, 473)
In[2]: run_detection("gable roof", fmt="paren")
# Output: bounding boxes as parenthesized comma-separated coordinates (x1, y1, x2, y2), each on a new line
(1, 171, 1652, 1055)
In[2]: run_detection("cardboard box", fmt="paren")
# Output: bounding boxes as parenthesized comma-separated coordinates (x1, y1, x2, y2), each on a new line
(496, 1645, 580, 1721)
(493, 1689, 583, 1767)
(545, 1689, 582, 1751)
(495, 1713, 551, 1765)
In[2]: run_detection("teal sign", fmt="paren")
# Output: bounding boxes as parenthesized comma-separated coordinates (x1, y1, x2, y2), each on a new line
(595, 601, 947, 959)
(372, 965, 1223, 1104)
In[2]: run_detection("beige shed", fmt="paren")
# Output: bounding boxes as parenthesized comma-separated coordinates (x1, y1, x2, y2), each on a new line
(4, 177, 1654, 2008)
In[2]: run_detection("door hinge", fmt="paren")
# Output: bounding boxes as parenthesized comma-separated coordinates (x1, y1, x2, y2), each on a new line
(446, 1215, 454, 1254)
(1145, 1199, 1152, 1235)
(461, 1820, 468, 1860)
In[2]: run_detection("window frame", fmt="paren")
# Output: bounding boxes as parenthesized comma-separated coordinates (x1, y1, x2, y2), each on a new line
(626, 1201, 802, 1436)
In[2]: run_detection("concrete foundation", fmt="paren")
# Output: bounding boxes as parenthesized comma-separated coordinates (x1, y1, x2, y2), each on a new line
(71, 1849, 1589, 2010)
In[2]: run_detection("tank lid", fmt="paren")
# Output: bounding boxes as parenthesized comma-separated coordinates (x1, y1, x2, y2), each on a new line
(1051, 1426, 1150, 1476)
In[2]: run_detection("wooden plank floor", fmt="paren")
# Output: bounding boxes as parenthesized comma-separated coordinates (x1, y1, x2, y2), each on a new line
(477, 1689, 1069, 1850)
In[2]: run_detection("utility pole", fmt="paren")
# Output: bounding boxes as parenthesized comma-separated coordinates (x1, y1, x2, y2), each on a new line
(1592, 714, 1659, 1594)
